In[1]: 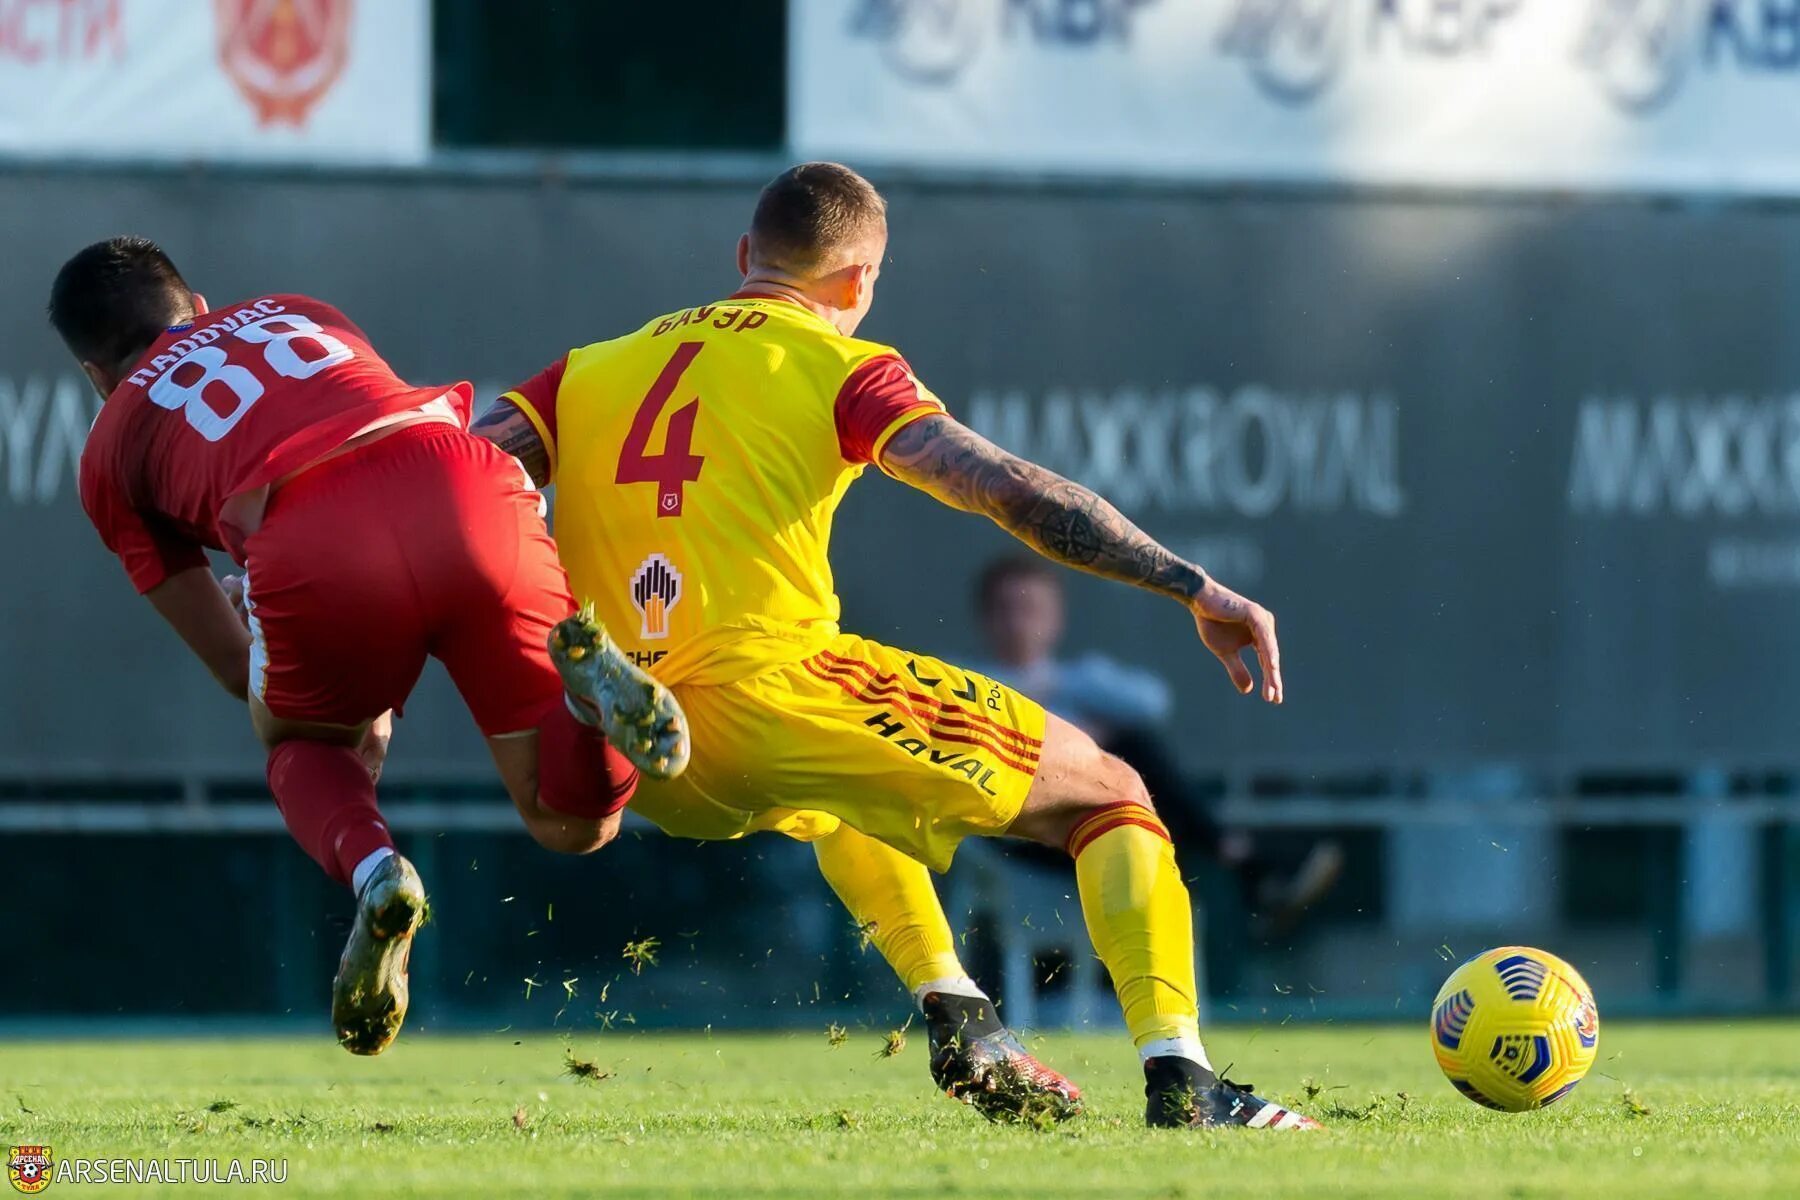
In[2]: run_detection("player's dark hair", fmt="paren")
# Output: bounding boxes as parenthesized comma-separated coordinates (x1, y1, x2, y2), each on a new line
(48, 236, 195, 373)
(749, 162, 887, 276)
(976, 556, 1061, 614)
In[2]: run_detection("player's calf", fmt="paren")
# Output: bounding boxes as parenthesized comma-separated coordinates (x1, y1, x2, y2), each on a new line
(488, 710, 637, 855)
(549, 605, 689, 779)
(332, 853, 427, 1056)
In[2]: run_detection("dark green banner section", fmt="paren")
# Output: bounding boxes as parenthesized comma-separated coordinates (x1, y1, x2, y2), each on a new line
(434, 3, 787, 150)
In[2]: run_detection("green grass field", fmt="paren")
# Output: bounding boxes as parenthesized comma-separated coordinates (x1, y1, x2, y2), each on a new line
(3, 1022, 1796, 1198)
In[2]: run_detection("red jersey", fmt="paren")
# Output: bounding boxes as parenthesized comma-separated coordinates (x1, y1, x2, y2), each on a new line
(79, 294, 471, 593)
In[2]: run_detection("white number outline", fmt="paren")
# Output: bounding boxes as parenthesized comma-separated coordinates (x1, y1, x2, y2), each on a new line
(146, 313, 354, 442)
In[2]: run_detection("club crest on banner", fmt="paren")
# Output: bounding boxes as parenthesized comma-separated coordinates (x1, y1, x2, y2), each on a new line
(214, 0, 354, 126)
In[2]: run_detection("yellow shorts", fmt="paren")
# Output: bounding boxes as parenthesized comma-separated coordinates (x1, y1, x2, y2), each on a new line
(627, 633, 1047, 872)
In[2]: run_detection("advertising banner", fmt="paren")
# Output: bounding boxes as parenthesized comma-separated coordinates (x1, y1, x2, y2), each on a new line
(0, 0, 429, 164)
(794, 0, 1800, 193)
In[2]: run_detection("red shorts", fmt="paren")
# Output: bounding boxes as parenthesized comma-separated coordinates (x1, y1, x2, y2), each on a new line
(242, 422, 571, 735)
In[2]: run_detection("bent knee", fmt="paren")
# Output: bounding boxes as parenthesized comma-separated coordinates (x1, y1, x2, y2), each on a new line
(527, 816, 615, 856)
(1088, 752, 1154, 814)
(1011, 754, 1159, 852)
(532, 830, 608, 856)
(1051, 759, 1172, 857)
(251, 697, 369, 752)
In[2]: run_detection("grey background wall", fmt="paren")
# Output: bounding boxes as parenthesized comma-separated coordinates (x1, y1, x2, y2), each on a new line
(6, 168, 1800, 780)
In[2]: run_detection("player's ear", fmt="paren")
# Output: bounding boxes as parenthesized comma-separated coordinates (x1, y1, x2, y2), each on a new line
(850, 260, 877, 306)
(736, 234, 751, 278)
(79, 360, 115, 399)
(818, 263, 862, 315)
(191, 291, 210, 315)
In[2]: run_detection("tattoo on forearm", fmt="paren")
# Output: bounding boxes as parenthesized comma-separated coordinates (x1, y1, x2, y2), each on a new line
(882, 415, 1207, 602)
(471, 401, 551, 487)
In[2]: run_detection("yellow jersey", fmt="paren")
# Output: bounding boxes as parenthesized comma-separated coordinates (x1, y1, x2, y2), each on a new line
(504, 292, 945, 686)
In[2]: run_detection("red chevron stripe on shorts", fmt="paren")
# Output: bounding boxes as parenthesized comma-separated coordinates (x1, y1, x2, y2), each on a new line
(801, 656, 1042, 774)
(813, 652, 1043, 756)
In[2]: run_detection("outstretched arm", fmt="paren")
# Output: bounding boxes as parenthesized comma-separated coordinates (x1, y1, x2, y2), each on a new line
(880, 413, 1283, 703)
(882, 414, 1206, 601)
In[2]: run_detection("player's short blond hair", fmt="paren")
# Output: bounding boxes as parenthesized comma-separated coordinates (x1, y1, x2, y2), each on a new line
(749, 163, 887, 277)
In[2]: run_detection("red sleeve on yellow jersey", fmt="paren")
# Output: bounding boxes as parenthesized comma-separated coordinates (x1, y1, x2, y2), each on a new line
(835, 355, 947, 466)
(500, 356, 568, 479)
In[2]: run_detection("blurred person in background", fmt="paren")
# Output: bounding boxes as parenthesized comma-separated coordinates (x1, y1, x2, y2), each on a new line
(970, 556, 1343, 937)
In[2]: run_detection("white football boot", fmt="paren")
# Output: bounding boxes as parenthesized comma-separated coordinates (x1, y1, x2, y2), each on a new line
(548, 605, 690, 780)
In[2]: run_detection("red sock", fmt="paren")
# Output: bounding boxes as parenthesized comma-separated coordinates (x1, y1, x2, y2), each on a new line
(266, 740, 394, 887)
(537, 700, 639, 819)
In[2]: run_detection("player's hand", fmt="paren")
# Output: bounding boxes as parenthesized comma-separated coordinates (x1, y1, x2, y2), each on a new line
(1189, 580, 1283, 704)
(220, 573, 249, 625)
(358, 711, 394, 782)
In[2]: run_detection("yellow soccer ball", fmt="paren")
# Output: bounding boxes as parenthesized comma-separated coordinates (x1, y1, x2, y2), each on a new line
(1430, 946, 1599, 1112)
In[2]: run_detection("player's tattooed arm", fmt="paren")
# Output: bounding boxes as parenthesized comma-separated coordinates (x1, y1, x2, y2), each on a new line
(470, 400, 552, 487)
(882, 413, 1284, 702)
(881, 414, 1206, 602)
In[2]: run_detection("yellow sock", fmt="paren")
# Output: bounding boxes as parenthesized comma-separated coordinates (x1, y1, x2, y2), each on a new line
(1070, 804, 1202, 1050)
(814, 823, 967, 994)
